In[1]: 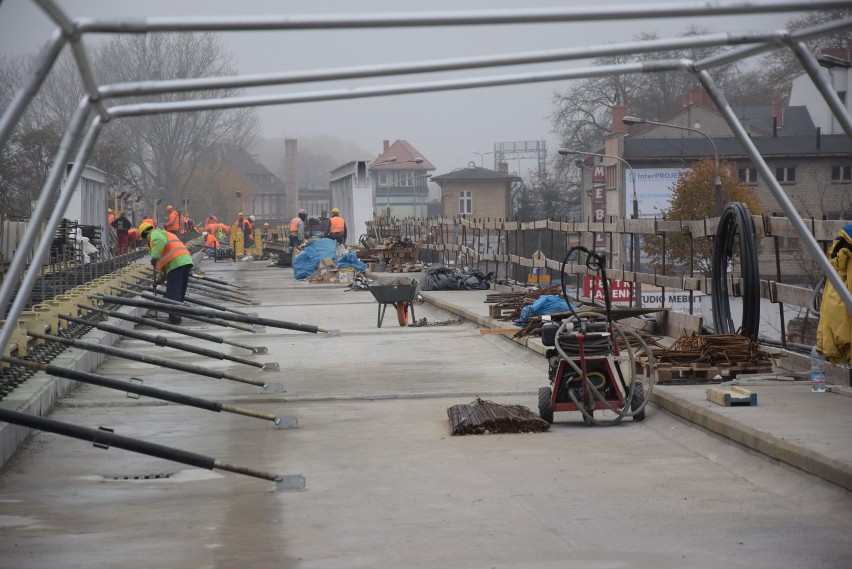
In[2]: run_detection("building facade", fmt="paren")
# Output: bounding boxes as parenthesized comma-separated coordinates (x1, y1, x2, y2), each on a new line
(432, 164, 518, 219)
(371, 139, 434, 218)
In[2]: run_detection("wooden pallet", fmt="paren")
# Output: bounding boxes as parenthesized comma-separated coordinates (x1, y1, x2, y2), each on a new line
(653, 362, 773, 384)
(706, 386, 758, 407)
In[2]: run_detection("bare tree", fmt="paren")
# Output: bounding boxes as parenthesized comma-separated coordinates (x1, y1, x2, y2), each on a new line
(757, 8, 852, 104)
(95, 32, 259, 211)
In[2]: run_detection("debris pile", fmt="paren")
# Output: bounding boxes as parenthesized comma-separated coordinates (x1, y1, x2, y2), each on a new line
(447, 397, 550, 435)
(485, 284, 563, 321)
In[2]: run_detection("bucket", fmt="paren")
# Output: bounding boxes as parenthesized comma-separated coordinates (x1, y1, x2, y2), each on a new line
(338, 268, 354, 283)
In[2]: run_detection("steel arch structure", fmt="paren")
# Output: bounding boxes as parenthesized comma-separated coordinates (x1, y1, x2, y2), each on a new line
(2, 0, 852, 357)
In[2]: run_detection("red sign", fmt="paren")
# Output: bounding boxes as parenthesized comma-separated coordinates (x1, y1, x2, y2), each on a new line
(583, 276, 635, 302)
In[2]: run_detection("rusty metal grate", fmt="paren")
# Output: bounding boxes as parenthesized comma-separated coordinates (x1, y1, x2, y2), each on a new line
(106, 472, 174, 481)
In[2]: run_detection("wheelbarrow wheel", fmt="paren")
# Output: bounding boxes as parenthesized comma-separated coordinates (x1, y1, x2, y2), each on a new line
(538, 387, 553, 423)
(397, 301, 410, 326)
(630, 381, 646, 422)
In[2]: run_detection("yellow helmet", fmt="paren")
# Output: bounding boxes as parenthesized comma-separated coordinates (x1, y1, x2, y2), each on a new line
(107, 208, 113, 213)
(331, 208, 340, 214)
(263, 222, 269, 227)
(166, 205, 173, 210)
(138, 221, 154, 237)
(238, 212, 244, 217)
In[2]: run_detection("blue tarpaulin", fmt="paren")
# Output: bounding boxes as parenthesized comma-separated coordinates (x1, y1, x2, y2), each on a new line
(336, 251, 368, 272)
(517, 295, 573, 324)
(293, 238, 338, 279)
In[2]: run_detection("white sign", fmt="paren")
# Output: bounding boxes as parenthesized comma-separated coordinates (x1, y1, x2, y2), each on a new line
(633, 168, 689, 219)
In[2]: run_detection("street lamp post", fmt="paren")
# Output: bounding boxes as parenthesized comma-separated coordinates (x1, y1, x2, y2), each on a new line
(559, 148, 641, 307)
(622, 115, 723, 216)
(472, 151, 493, 168)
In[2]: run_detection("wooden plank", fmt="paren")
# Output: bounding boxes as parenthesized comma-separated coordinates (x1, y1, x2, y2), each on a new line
(479, 328, 522, 334)
(706, 386, 758, 407)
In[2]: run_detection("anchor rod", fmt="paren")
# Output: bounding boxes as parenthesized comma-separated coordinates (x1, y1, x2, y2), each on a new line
(0, 408, 283, 484)
(1, 356, 279, 424)
(92, 294, 332, 334)
(59, 313, 265, 369)
(78, 303, 261, 353)
(26, 330, 265, 387)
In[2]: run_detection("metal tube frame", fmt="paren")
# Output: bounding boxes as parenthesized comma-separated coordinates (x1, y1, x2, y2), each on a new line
(2, 1, 852, 362)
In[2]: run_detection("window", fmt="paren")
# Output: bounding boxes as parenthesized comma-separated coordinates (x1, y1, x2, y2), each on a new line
(774, 166, 796, 183)
(377, 172, 389, 187)
(459, 190, 472, 215)
(738, 167, 758, 184)
(832, 165, 852, 182)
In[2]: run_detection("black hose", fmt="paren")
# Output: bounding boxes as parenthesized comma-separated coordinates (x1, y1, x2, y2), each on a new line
(711, 202, 760, 340)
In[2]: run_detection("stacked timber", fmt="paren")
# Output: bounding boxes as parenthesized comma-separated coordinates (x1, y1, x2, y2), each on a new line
(447, 397, 550, 435)
(649, 333, 779, 383)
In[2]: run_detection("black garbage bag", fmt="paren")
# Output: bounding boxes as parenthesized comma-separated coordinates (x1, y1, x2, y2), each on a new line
(422, 266, 495, 291)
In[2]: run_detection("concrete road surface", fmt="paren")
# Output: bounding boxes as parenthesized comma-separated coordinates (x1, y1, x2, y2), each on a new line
(1, 260, 851, 569)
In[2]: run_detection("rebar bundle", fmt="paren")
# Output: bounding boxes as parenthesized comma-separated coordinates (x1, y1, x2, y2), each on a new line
(654, 333, 777, 366)
(447, 397, 550, 435)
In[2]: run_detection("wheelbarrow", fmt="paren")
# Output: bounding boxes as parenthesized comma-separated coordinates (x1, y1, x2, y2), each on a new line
(367, 280, 418, 328)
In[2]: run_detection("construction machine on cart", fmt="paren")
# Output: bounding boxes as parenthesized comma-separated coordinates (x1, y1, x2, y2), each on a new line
(537, 247, 655, 426)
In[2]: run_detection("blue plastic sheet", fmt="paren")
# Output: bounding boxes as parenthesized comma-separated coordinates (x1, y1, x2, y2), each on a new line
(516, 295, 572, 324)
(336, 251, 368, 272)
(293, 238, 338, 279)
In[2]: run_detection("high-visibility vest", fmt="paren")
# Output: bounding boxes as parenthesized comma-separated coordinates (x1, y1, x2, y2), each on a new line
(329, 216, 345, 233)
(108, 213, 115, 224)
(205, 234, 219, 247)
(165, 210, 180, 231)
(289, 217, 301, 232)
(150, 230, 190, 272)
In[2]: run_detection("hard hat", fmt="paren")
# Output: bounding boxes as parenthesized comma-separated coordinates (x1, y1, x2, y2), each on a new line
(249, 215, 255, 221)
(331, 208, 340, 214)
(166, 205, 173, 210)
(138, 221, 154, 236)
(238, 212, 244, 216)
(298, 208, 307, 215)
(107, 208, 113, 213)
(201, 231, 208, 237)
(263, 223, 269, 227)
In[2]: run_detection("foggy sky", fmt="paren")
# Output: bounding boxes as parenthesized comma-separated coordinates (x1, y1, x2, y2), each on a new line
(0, 0, 804, 178)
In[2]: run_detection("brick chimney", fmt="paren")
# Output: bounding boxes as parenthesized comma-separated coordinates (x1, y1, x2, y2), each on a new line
(284, 139, 298, 217)
(682, 88, 716, 110)
(772, 100, 784, 128)
(383, 139, 390, 152)
(611, 105, 629, 134)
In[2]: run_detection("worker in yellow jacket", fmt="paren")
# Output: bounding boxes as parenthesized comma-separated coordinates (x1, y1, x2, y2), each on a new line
(138, 221, 193, 325)
(818, 223, 852, 365)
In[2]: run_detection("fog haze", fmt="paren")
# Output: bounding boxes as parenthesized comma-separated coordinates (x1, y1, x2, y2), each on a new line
(1, 0, 803, 178)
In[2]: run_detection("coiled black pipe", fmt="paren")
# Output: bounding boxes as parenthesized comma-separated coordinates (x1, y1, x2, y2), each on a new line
(711, 202, 760, 340)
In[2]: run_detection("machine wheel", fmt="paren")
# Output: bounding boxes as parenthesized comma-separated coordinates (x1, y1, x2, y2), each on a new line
(538, 387, 553, 424)
(630, 382, 646, 422)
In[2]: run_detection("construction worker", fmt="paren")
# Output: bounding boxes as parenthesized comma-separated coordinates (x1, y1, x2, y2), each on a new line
(127, 227, 138, 249)
(261, 222, 270, 240)
(142, 215, 154, 226)
(107, 208, 115, 225)
(324, 207, 347, 245)
(164, 205, 180, 233)
(289, 209, 307, 250)
(201, 231, 219, 257)
(243, 214, 254, 245)
(111, 211, 132, 255)
(138, 221, 193, 325)
(205, 213, 218, 227)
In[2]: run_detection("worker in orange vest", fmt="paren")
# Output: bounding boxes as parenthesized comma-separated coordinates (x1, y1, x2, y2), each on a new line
(107, 208, 115, 225)
(289, 209, 307, 250)
(164, 205, 180, 233)
(324, 207, 347, 245)
(138, 221, 193, 325)
(201, 231, 219, 257)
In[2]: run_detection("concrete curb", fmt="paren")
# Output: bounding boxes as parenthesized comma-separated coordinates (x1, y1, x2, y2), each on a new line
(651, 388, 852, 493)
(0, 307, 139, 470)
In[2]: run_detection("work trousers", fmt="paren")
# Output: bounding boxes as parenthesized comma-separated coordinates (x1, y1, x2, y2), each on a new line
(165, 264, 192, 324)
(116, 233, 129, 255)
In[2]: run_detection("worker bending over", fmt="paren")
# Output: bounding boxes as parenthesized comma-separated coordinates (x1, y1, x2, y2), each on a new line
(324, 207, 346, 245)
(138, 221, 193, 325)
(201, 231, 219, 256)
